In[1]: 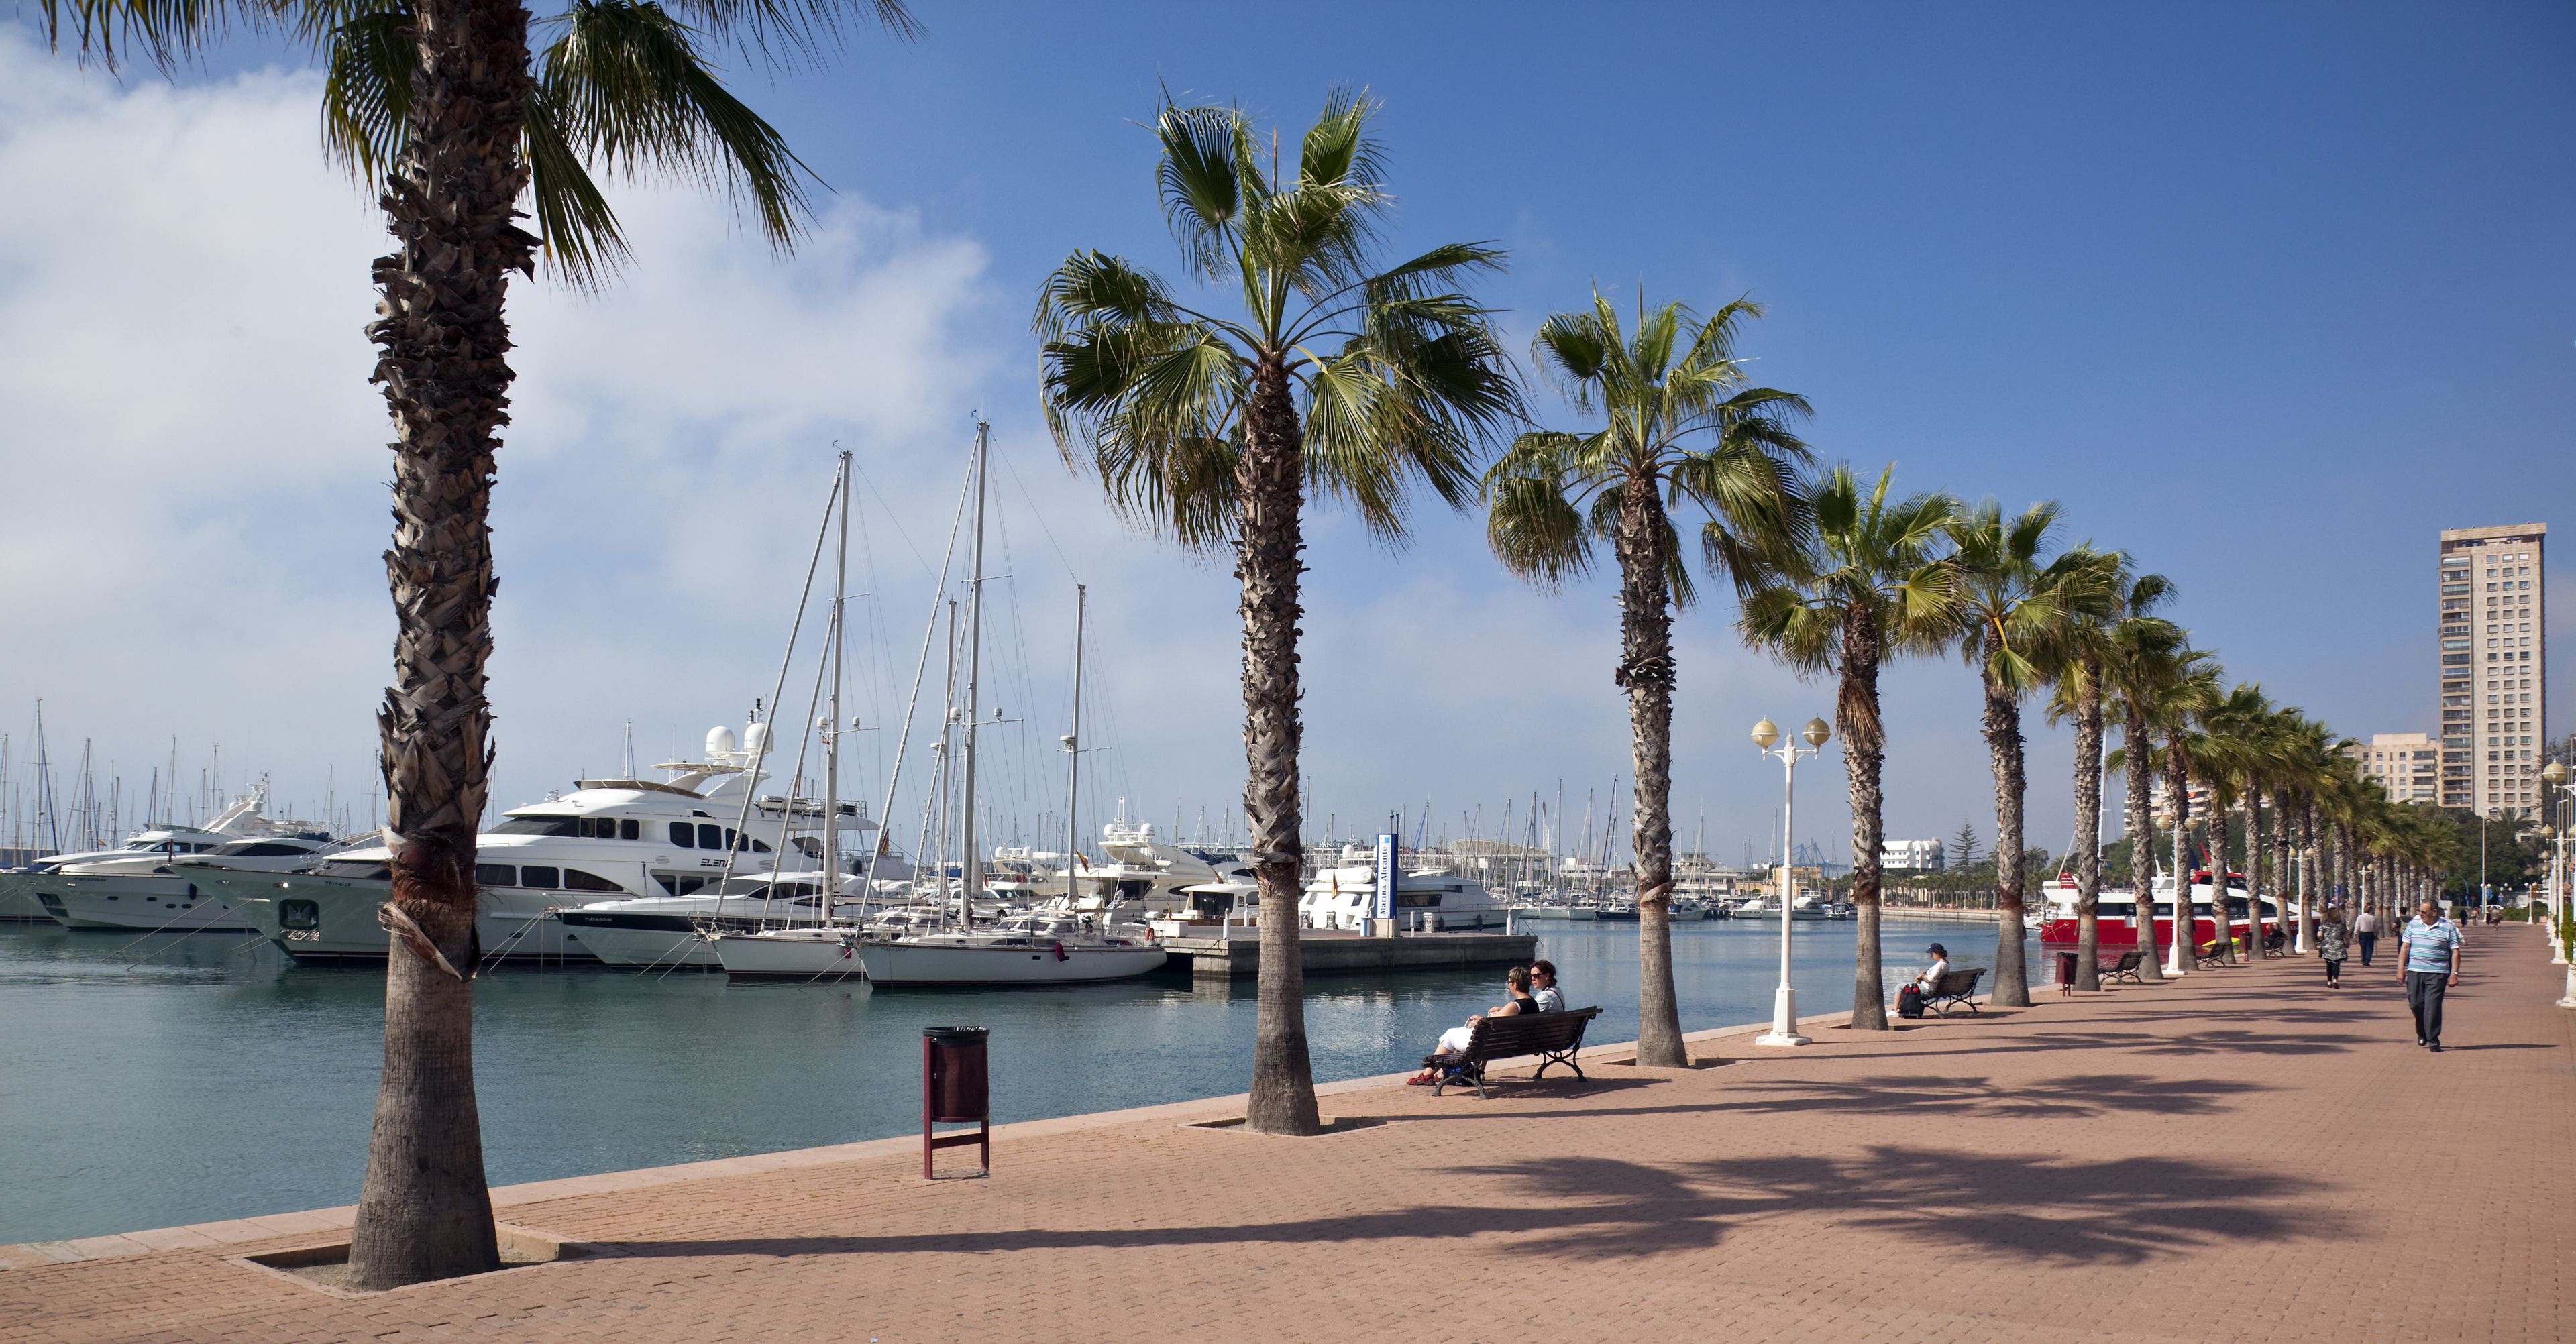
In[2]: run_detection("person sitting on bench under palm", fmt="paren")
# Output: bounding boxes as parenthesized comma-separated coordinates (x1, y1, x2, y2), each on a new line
(1410, 966, 1536, 1084)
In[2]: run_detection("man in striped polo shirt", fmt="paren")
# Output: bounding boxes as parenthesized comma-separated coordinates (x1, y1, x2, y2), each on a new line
(2398, 899, 2463, 1052)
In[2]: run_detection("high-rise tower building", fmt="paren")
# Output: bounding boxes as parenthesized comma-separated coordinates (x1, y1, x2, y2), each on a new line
(2437, 524, 2547, 817)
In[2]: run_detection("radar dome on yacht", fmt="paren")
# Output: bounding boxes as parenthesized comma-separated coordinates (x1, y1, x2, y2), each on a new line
(743, 722, 771, 756)
(707, 726, 739, 757)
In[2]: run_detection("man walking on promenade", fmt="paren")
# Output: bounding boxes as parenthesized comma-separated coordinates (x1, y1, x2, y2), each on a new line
(2398, 899, 2463, 1052)
(2354, 906, 2379, 966)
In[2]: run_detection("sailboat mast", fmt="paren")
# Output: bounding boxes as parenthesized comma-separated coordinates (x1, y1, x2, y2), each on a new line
(957, 421, 991, 925)
(1063, 582, 1085, 906)
(824, 449, 850, 901)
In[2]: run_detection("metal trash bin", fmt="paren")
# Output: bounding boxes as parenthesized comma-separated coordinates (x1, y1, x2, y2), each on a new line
(2055, 951, 2078, 994)
(922, 1026, 990, 1178)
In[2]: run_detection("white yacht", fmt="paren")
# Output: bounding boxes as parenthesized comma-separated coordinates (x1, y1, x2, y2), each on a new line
(206, 726, 871, 963)
(23, 785, 332, 932)
(1731, 893, 1829, 921)
(553, 869, 888, 969)
(54, 832, 343, 932)
(1297, 849, 1508, 932)
(1053, 820, 1250, 923)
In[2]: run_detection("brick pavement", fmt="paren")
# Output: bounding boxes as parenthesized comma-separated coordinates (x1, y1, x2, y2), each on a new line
(5, 928, 2571, 1343)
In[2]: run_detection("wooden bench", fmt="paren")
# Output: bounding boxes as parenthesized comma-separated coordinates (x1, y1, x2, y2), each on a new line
(2100, 950, 2145, 985)
(2194, 939, 2230, 968)
(1424, 1006, 1602, 1099)
(1922, 968, 1985, 1016)
(2261, 928, 2288, 959)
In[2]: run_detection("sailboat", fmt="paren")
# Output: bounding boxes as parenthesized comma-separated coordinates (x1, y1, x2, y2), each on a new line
(854, 423, 1163, 987)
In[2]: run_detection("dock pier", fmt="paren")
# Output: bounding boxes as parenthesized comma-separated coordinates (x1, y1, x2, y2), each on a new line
(1160, 930, 1538, 980)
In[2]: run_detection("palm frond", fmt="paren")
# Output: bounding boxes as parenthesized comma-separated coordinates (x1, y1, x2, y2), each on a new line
(535, 0, 824, 278)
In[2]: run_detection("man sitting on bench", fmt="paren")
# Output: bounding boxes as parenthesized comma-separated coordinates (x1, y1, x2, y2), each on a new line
(1410, 966, 1536, 1084)
(1896, 943, 1949, 1019)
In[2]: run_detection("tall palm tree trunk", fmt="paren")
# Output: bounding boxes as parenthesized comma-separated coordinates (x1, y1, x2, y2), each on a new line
(1241, 361, 1318, 1136)
(2300, 801, 2320, 952)
(1615, 474, 1685, 1066)
(2071, 659, 2106, 991)
(1981, 640, 2032, 1007)
(2270, 789, 2292, 952)
(2124, 708, 2165, 981)
(2164, 740, 2192, 976)
(1841, 604, 1890, 1026)
(2207, 796, 2235, 964)
(345, 0, 533, 1290)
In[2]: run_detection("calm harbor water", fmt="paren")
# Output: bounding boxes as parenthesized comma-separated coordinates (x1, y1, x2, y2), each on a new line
(0, 917, 2040, 1244)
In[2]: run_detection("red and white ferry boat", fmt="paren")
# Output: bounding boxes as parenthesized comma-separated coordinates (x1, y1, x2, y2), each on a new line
(2035, 871, 2283, 951)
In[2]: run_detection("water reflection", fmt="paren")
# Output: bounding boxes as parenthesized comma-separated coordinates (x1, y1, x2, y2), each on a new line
(0, 917, 2030, 1243)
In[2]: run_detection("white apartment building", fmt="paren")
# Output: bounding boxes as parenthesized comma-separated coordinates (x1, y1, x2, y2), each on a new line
(1880, 839, 1945, 872)
(2437, 524, 2548, 817)
(2349, 732, 2439, 805)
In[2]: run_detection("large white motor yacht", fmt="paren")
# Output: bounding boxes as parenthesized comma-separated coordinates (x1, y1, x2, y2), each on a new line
(23, 785, 333, 932)
(1297, 848, 1507, 932)
(53, 833, 343, 932)
(203, 726, 871, 963)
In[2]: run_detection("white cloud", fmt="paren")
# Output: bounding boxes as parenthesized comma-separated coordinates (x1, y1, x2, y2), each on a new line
(0, 28, 2085, 877)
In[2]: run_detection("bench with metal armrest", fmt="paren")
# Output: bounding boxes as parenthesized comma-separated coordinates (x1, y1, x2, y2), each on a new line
(1919, 967, 1986, 1015)
(1422, 1006, 1603, 1099)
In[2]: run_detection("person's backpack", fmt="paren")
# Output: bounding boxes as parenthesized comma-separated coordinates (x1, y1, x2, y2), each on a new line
(1896, 985, 1925, 1019)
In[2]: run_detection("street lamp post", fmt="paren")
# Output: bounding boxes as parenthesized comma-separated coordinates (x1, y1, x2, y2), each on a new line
(1754, 716, 1831, 1046)
(2542, 761, 2569, 974)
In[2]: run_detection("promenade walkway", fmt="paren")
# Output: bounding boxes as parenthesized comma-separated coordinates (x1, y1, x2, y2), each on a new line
(7, 929, 2571, 1343)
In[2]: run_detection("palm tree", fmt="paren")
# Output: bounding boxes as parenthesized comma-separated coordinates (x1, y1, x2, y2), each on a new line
(1038, 92, 1518, 1129)
(2047, 559, 2169, 991)
(1741, 465, 1955, 1026)
(2102, 586, 2186, 982)
(1944, 502, 2109, 1007)
(1484, 294, 1807, 1064)
(43, 0, 914, 1289)
(2156, 654, 2224, 973)
(2188, 682, 2273, 964)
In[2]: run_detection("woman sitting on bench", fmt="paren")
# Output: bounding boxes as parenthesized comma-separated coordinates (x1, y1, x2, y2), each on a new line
(1409, 966, 1536, 1084)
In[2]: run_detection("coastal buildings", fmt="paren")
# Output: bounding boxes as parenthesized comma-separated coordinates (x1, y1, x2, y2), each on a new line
(2437, 524, 2548, 818)
(2351, 732, 2439, 805)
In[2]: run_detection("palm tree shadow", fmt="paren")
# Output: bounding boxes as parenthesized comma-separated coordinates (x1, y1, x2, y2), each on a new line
(1697, 1071, 2267, 1119)
(606, 1145, 2345, 1269)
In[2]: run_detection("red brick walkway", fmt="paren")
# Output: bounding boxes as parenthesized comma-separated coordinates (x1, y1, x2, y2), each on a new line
(7, 930, 2571, 1343)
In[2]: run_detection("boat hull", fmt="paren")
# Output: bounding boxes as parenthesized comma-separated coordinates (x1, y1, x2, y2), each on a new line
(0, 873, 53, 923)
(207, 871, 600, 962)
(712, 928, 871, 981)
(37, 871, 257, 932)
(2037, 915, 2269, 950)
(857, 939, 1168, 986)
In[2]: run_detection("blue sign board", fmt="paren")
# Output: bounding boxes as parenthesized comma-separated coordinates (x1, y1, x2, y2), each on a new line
(1374, 833, 1399, 921)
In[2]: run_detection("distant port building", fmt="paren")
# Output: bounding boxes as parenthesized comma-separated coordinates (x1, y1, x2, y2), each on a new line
(2349, 732, 2440, 805)
(2438, 524, 2547, 817)
(1879, 839, 1945, 872)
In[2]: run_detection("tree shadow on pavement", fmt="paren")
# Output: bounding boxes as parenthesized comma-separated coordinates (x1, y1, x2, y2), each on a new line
(1690, 1071, 2267, 1119)
(607, 1145, 2343, 1268)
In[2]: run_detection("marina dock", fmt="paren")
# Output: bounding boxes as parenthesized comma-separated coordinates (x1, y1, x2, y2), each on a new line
(1159, 930, 1538, 979)
(9, 926, 2566, 1342)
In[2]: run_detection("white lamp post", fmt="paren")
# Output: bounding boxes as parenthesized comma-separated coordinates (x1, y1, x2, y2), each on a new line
(2540, 761, 2569, 980)
(1754, 715, 1831, 1046)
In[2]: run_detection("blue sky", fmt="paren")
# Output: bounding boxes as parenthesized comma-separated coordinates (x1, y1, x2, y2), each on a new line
(1, 2, 2568, 866)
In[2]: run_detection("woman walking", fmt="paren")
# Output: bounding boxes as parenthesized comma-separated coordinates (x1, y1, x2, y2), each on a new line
(2316, 906, 2351, 988)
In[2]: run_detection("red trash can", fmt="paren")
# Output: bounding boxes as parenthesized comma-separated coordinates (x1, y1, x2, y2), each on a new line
(2055, 951, 2078, 995)
(922, 1026, 990, 1178)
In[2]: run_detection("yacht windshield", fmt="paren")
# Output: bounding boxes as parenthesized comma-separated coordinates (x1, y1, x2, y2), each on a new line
(492, 816, 580, 837)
